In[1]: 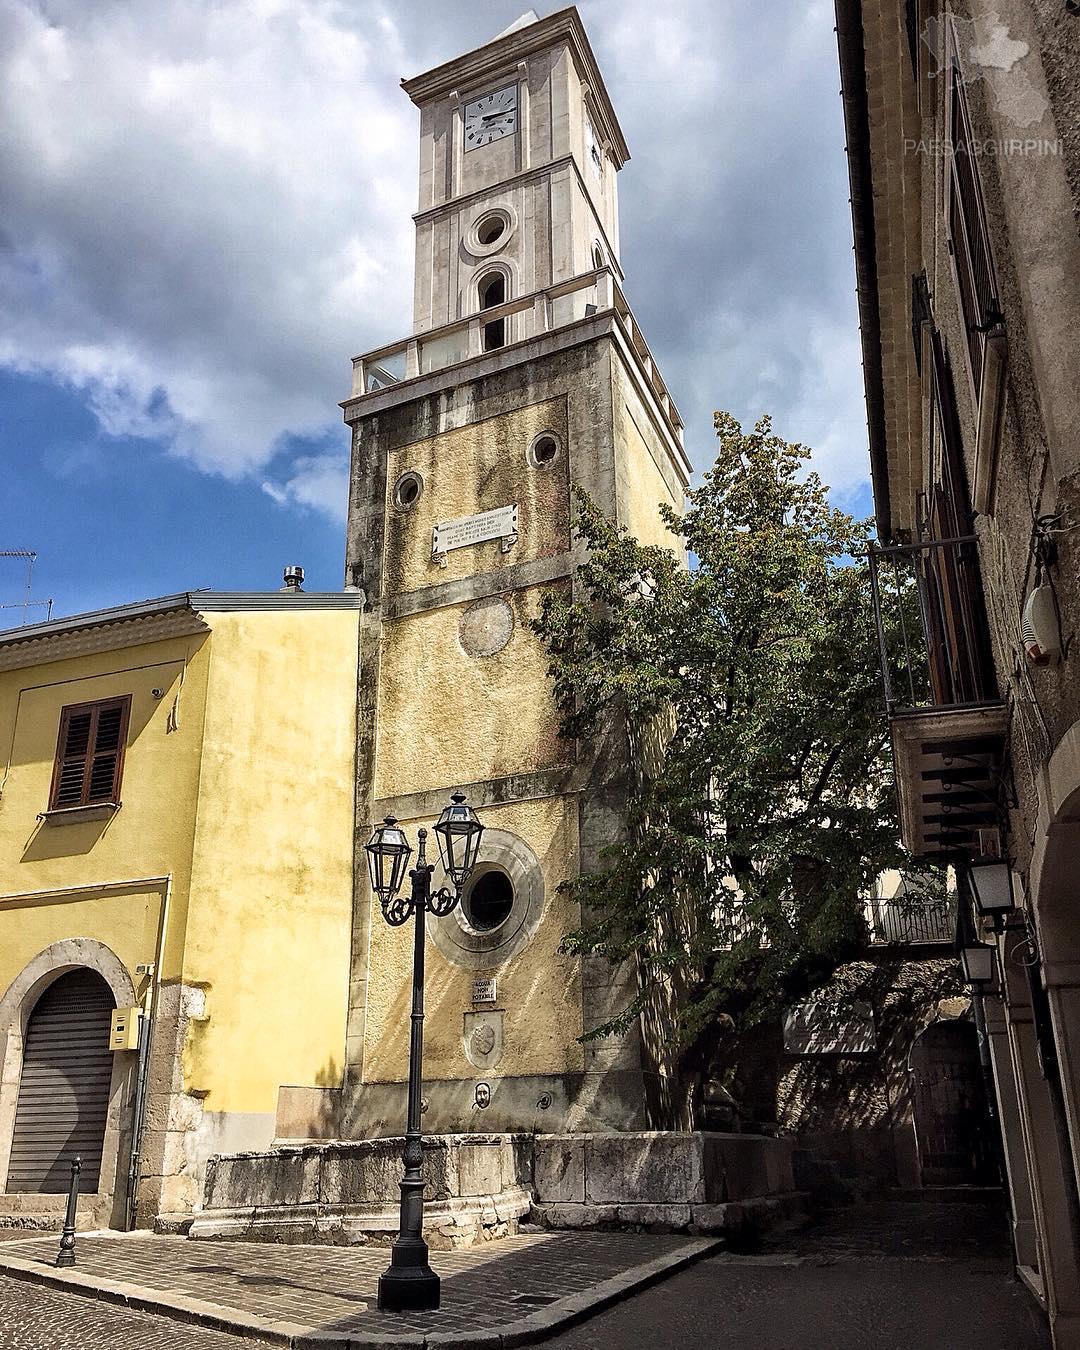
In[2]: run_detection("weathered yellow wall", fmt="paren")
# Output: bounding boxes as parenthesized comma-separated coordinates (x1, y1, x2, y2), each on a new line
(0, 636, 211, 997)
(0, 606, 358, 1127)
(181, 610, 357, 1115)
(362, 794, 582, 1082)
(384, 396, 571, 596)
(374, 583, 569, 800)
(611, 359, 685, 554)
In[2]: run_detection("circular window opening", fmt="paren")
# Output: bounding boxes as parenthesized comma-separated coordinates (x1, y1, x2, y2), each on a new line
(530, 434, 559, 467)
(393, 472, 423, 511)
(477, 215, 506, 245)
(469, 209, 514, 256)
(465, 869, 515, 932)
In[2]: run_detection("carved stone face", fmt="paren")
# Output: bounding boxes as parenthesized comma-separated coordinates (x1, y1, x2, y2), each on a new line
(474, 1081, 491, 1110)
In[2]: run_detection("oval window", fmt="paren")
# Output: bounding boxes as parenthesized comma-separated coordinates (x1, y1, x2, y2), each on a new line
(529, 433, 560, 468)
(477, 215, 506, 245)
(465, 869, 515, 932)
(393, 472, 423, 511)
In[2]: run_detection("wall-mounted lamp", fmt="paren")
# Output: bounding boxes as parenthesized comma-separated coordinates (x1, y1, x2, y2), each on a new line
(968, 859, 1015, 924)
(960, 940, 996, 987)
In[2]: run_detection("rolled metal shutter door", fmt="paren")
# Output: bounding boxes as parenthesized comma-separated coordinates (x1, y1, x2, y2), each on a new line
(8, 969, 115, 1193)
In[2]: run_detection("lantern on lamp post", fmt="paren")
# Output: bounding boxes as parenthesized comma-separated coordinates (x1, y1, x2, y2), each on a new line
(959, 939, 997, 987)
(364, 793, 484, 1313)
(967, 859, 1016, 926)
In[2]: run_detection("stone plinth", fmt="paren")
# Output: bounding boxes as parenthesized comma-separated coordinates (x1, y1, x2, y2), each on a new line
(529, 1131, 800, 1236)
(192, 1130, 803, 1248)
(190, 1133, 532, 1249)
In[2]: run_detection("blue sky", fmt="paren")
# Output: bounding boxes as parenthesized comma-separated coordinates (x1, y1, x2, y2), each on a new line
(0, 0, 872, 624)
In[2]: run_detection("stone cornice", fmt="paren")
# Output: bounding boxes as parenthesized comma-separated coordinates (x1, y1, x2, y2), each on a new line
(341, 313, 691, 488)
(0, 591, 363, 673)
(400, 7, 629, 167)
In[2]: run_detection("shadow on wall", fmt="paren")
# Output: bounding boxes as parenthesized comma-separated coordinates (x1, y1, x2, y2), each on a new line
(18, 694, 165, 865)
(276, 1059, 343, 1141)
(706, 957, 964, 1185)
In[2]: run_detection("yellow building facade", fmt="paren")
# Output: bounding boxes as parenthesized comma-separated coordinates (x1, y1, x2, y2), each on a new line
(0, 590, 359, 1229)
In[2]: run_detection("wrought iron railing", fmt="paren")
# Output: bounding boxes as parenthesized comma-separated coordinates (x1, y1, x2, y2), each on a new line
(866, 897, 956, 945)
(712, 892, 955, 950)
(868, 536, 999, 713)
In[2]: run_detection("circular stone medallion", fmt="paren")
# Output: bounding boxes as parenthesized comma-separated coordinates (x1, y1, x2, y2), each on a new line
(459, 596, 514, 658)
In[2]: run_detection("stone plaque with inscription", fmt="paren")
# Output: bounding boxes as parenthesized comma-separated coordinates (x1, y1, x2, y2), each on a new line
(432, 504, 518, 558)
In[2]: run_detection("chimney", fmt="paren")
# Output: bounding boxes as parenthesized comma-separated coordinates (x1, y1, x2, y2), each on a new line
(281, 565, 305, 593)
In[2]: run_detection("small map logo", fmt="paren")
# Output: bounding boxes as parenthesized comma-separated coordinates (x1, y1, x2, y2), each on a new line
(921, 13, 1047, 128)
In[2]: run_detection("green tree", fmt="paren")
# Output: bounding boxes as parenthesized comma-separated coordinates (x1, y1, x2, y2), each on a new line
(532, 411, 928, 1055)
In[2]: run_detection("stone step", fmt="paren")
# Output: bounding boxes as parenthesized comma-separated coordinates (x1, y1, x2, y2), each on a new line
(0, 1215, 62, 1232)
(884, 1186, 1005, 1205)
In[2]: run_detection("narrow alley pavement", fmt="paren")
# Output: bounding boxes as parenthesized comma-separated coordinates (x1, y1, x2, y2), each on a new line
(544, 1200, 1050, 1350)
(0, 1199, 1051, 1348)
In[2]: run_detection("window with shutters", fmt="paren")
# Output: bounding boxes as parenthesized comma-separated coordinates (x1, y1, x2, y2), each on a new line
(945, 56, 1007, 513)
(947, 68, 999, 392)
(48, 696, 131, 812)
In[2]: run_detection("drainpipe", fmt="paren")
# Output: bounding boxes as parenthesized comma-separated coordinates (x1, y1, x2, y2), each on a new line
(125, 876, 171, 1230)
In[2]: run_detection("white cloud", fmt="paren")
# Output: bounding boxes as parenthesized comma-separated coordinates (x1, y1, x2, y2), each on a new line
(262, 452, 349, 521)
(1, 0, 871, 516)
(0, 0, 415, 483)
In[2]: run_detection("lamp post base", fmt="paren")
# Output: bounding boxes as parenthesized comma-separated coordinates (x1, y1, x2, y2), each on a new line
(377, 1243, 441, 1311)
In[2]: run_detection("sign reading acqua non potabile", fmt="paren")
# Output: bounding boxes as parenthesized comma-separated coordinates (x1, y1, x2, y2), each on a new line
(471, 977, 497, 1005)
(432, 504, 518, 559)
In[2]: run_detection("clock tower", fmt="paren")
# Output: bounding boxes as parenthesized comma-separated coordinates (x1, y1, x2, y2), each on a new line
(340, 6, 691, 1138)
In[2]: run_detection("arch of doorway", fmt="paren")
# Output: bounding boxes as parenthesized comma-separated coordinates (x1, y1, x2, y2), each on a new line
(0, 939, 137, 1224)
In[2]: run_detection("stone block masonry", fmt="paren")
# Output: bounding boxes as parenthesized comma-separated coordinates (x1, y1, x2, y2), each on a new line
(191, 1131, 802, 1247)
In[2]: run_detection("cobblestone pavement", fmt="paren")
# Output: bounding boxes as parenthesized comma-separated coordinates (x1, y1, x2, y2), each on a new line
(544, 1201, 1051, 1350)
(0, 1228, 708, 1343)
(0, 1271, 275, 1349)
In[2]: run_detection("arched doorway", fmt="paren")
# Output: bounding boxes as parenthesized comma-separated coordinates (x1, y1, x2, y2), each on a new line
(8, 970, 115, 1193)
(909, 1019, 996, 1186)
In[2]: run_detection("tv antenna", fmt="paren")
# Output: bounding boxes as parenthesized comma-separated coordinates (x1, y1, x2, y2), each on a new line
(0, 551, 54, 627)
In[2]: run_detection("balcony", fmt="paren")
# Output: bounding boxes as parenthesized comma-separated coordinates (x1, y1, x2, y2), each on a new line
(345, 267, 686, 453)
(869, 536, 1007, 858)
(866, 895, 955, 946)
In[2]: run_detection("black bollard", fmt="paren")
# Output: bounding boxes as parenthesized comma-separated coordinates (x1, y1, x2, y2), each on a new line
(56, 1156, 80, 1268)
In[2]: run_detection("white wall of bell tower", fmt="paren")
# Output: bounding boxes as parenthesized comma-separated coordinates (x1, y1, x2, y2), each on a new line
(404, 11, 628, 337)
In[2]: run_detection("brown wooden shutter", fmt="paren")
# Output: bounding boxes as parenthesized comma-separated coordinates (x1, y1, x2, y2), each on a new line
(49, 696, 130, 810)
(920, 330, 997, 707)
(947, 69, 1000, 398)
(8, 970, 115, 1193)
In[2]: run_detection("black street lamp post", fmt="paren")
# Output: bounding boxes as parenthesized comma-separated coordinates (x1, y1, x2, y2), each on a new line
(365, 793, 484, 1313)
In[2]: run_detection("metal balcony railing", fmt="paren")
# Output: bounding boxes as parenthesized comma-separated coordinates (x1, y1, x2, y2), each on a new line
(867, 897, 956, 945)
(869, 537, 1007, 858)
(869, 536, 999, 713)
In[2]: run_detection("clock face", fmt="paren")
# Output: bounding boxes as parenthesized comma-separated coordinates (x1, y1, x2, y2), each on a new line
(464, 85, 518, 150)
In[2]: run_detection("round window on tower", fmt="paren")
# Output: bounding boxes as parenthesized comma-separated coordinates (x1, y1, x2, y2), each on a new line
(462, 867, 515, 933)
(467, 207, 516, 257)
(392, 471, 423, 512)
(528, 431, 561, 468)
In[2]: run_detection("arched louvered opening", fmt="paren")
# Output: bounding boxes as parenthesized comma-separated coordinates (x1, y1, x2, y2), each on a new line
(478, 270, 507, 351)
(8, 969, 115, 1193)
